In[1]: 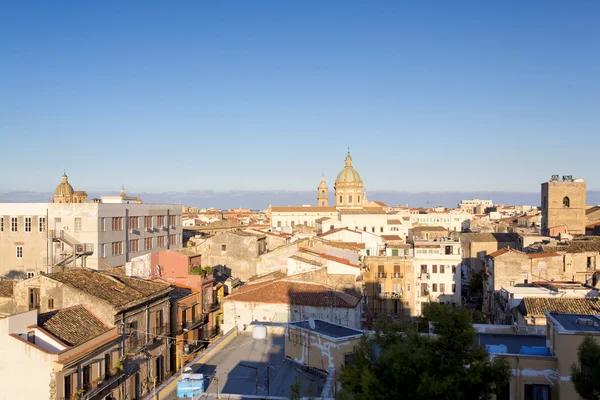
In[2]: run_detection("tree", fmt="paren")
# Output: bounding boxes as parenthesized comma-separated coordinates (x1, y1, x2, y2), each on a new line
(571, 336, 600, 399)
(339, 303, 511, 400)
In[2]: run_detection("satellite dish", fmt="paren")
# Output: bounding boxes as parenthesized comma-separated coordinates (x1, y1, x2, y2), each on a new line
(309, 317, 316, 330)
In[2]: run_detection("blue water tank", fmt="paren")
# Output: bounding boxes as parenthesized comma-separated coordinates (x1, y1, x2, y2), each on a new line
(177, 376, 205, 398)
(520, 346, 548, 356)
(485, 344, 508, 354)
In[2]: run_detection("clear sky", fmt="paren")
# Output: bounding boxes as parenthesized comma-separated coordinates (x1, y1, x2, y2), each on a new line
(1, 1, 598, 194)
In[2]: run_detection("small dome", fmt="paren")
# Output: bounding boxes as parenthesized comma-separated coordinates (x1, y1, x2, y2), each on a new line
(54, 173, 74, 197)
(335, 152, 362, 184)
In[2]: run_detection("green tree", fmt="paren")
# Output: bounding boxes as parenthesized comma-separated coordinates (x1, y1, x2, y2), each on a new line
(572, 336, 600, 400)
(339, 303, 511, 400)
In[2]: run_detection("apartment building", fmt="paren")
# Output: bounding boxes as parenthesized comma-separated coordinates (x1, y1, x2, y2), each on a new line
(410, 209, 471, 232)
(363, 256, 414, 318)
(0, 201, 182, 276)
(412, 239, 462, 316)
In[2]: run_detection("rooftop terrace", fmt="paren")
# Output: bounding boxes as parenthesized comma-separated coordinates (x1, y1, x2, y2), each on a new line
(290, 319, 364, 339)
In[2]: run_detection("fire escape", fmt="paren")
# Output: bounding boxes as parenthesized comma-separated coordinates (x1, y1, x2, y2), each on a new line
(49, 230, 94, 268)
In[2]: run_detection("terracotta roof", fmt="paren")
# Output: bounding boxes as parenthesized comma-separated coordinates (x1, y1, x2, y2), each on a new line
(411, 226, 448, 232)
(319, 253, 360, 268)
(329, 241, 366, 250)
(319, 227, 362, 237)
(372, 201, 388, 207)
(37, 306, 111, 346)
(0, 280, 14, 298)
(46, 269, 170, 308)
(540, 238, 600, 253)
(289, 255, 323, 267)
(517, 297, 600, 317)
(527, 252, 561, 259)
(488, 248, 512, 258)
(225, 279, 361, 308)
(460, 233, 520, 243)
(315, 217, 333, 223)
(382, 235, 403, 241)
(387, 219, 402, 225)
(271, 206, 338, 213)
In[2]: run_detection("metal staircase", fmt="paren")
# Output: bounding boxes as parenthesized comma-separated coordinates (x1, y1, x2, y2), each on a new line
(49, 230, 94, 268)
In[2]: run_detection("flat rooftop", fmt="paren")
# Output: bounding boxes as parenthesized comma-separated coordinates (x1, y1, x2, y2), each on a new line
(550, 313, 600, 333)
(163, 332, 324, 400)
(477, 333, 547, 355)
(290, 319, 364, 339)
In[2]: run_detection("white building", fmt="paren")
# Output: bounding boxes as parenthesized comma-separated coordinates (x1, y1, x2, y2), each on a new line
(410, 210, 471, 232)
(319, 227, 384, 257)
(0, 201, 183, 276)
(270, 206, 338, 230)
(222, 279, 362, 332)
(459, 199, 493, 212)
(412, 239, 462, 315)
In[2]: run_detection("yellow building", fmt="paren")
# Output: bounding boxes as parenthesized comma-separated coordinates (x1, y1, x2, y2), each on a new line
(334, 152, 367, 209)
(51, 172, 88, 203)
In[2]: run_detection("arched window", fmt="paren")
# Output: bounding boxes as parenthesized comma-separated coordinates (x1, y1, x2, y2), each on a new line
(563, 197, 570, 208)
(321, 190, 325, 197)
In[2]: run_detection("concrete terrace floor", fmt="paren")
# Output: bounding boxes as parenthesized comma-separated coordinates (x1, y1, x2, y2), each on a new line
(163, 332, 324, 399)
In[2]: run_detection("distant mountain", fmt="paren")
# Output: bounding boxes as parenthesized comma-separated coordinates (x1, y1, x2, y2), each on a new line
(2, 190, 599, 210)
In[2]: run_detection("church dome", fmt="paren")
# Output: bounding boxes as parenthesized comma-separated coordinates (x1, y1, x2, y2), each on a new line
(54, 173, 74, 197)
(335, 152, 362, 184)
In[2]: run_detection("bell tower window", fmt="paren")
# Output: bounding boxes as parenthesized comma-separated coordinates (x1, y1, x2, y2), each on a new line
(563, 197, 570, 208)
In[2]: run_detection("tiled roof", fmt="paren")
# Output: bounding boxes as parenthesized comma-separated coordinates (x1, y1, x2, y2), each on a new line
(372, 201, 389, 207)
(339, 209, 387, 215)
(541, 238, 600, 253)
(382, 235, 403, 241)
(225, 279, 361, 308)
(319, 227, 361, 237)
(517, 297, 600, 317)
(487, 248, 512, 258)
(319, 253, 360, 268)
(527, 252, 561, 259)
(38, 306, 111, 346)
(329, 241, 366, 250)
(0, 280, 14, 298)
(46, 269, 170, 308)
(411, 226, 448, 232)
(586, 206, 600, 216)
(289, 255, 323, 267)
(460, 233, 520, 243)
(271, 206, 338, 213)
(387, 219, 402, 225)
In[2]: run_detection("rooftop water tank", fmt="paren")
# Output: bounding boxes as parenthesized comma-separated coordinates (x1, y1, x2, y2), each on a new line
(252, 324, 267, 339)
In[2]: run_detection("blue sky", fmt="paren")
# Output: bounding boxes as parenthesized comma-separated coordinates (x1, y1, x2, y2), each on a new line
(1, 1, 598, 194)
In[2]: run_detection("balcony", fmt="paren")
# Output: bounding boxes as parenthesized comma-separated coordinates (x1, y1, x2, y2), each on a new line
(203, 301, 220, 314)
(392, 272, 403, 279)
(201, 327, 219, 340)
(152, 324, 170, 337)
(178, 315, 208, 333)
(126, 335, 144, 354)
(376, 272, 387, 279)
(377, 292, 390, 298)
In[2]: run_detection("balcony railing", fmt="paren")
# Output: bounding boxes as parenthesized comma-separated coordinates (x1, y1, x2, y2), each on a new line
(203, 301, 220, 314)
(152, 324, 170, 337)
(392, 272, 403, 279)
(178, 315, 208, 333)
(126, 335, 144, 354)
(376, 272, 387, 279)
(201, 327, 219, 340)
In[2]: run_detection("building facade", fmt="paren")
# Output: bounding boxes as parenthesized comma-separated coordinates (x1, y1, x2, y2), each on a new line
(541, 175, 586, 236)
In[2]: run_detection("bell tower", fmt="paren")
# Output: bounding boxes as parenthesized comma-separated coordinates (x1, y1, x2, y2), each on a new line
(317, 175, 329, 207)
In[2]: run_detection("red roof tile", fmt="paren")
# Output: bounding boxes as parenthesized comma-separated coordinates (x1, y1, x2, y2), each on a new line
(382, 235, 403, 241)
(225, 279, 361, 308)
(319, 253, 360, 268)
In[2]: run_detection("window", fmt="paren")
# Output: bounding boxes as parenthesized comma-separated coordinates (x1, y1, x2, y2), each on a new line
(145, 216, 153, 228)
(510, 280, 515, 286)
(155, 309, 164, 333)
(348, 195, 353, 203)
(158, 216, 165, 227)
(445, 245, 452, 255)
(74, 217, 82, 232)
(112, 217, 123, 231)
(169, 215, 176, 226)
(101, 217, 106, 232)
(339, 196, 343, 204)
(452, 265, 456, 274)
(392, 249, 398, 256)
(11, 217, 17, 232)
(363, 226, 367, 232)
(129, 216, 139, 229)
(377, 283, 382, 294)
(366, 249, 371, 256)
(129, 239, 139, 253)
(291, 221, 295, 228)
(24, 217, 31, 232)
(371, 227, 375, 233)
(421, 265, 427, 273)
(145, 237, 152, 250)
(380, 227, 384, 233)
(440, 265, 445, 274)
(277, 221, 281, 228)
(321, 190, 325, 197)
(432, 284, 438, 292)
(64, 374, 74, 399)
(524, 384, 550, 400)
(0, 217, 2, 231)
(221, 244, 227, 252)
(404, 248, 410, 256)
(104, 353, 112, 377)
(587, 257, 594, 270)
(38, 217, 46, 232)
(432, 265, 438, 273)
(112, 241, 123, 256)
(26, 331, 35, 344)
(28, 288, 40, 310)
(157, 236, 166, 247)
(358, 196, 361, 203)
(563, 196, 570, 208)
(48, 298, 54, 309)
(99, 244, 106, 258)
(452, 284, 456, 293)
(169, 234, 176, 245)
(27, 271, 35, 278)
(82, 364, 91, 390)
(440, 284, 445, 293)
(16, 246, 23, 259)
(407, 284, 411, 292)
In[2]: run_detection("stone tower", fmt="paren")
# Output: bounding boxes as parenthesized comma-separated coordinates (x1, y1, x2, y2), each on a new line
(317, 175, 329, 207)
(541, 175, 586, 236)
